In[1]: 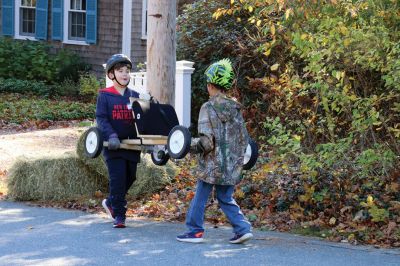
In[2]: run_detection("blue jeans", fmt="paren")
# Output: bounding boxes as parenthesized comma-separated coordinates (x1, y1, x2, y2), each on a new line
(185, 180, 251, 235)
(105, 158, 137, 218)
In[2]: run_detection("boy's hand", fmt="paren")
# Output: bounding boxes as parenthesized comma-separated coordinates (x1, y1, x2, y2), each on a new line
(190, 136, 213, 154)
(108, 135, 120, 150)
(190, 138, 202, 153)
(139, 92, 151, 101)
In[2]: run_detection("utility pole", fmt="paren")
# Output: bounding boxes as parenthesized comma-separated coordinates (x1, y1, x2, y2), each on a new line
(146, 0, 177, 105)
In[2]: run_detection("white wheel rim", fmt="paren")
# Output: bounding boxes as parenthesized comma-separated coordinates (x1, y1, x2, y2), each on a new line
(86, 131, 98, 154)
(244, 144, 252, 165)
(153, 145, 166, 161)
(169, 130, 185, 155)
(152, 150, 161, 161)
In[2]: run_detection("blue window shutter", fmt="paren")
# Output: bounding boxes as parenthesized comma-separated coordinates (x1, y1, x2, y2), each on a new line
(35, 0, 48, 40)
(86, 0, 97, 44)
(1, 0, 14, 36)
(51, 0, 63, 40)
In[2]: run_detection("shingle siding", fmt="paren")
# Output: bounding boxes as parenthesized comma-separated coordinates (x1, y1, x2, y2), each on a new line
(51, 0, 125, 75)
(131, 0, 147, 67)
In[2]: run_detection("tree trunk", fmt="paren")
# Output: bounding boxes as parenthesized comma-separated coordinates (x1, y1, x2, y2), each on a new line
(147, 0, 177, 105)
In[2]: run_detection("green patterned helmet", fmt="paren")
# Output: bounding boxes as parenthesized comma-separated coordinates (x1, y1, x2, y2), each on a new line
(204, 58, 234, 89)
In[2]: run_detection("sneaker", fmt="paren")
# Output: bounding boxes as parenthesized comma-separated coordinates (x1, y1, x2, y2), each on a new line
(229, 232, 253, 244)
(113, 216, 126, 228)
(102, 199, 115, 220)
(176, 231, 204, 243)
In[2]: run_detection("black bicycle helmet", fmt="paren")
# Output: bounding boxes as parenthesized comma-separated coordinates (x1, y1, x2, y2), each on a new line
(105, 54, 132, 74)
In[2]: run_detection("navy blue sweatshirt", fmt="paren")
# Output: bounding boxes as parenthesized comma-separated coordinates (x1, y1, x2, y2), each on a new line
(95, 86, 141, 162)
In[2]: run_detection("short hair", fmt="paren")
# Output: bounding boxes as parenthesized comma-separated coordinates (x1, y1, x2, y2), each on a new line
(209, 83, 226, 91)
(112, 62, 132, 72)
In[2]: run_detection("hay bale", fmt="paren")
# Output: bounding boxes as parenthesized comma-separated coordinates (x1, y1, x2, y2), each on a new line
(7, 131, 178, 202)
(76, 130, 178, 199)
(76, 131, 108, 177)
(129, 154, 177, 199)
(7, 153, 107, 201)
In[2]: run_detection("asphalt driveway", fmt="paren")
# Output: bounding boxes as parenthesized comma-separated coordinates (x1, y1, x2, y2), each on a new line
(0, 201, 399, 266)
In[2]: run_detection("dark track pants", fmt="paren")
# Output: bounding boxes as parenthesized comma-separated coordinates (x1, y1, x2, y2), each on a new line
(105, 158, 137, 218)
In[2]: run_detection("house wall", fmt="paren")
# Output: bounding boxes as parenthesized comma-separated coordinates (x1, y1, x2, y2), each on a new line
(49, 0, 147, 76)
(131, 0, 147, 67)
(0, 0, 146, 76)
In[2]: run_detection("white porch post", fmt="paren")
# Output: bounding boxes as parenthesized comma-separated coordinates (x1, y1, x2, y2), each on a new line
(122, 0, 132, 57)
(175, 61, 195, 127)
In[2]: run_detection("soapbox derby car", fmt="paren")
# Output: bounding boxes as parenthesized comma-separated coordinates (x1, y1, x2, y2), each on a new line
(83, 97, 258, 170)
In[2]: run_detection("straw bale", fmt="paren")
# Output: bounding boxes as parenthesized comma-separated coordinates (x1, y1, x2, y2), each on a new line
(76, 132, 108, 177)
(129, 154, 177, 199)
(7, 131, 178, 201)
(7, 153, 107, 201)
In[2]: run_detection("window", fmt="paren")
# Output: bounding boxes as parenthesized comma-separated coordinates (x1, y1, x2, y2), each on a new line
(142, 0, 147, 39)
(68, 0, 86, 41)
(56, 0, 96, 45)
(1, 0, 47, 40)
(1, 0, 96, 44)
(20, 0, 36, 36)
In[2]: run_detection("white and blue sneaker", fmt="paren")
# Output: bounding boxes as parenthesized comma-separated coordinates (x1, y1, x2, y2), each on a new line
(176, 231, 205, 243)
(229, 232, 253, 244)
(102, 199, 115, 220)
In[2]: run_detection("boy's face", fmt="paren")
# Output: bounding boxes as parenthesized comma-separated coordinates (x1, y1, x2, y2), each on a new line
(109, 65, 131, 87)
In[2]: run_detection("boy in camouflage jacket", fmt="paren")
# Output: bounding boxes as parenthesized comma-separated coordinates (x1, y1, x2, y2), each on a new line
(177, 59, 253, 244)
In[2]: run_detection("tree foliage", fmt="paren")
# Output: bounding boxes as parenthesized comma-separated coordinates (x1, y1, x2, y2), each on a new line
(177, 1, 265, 125)
(177, 0, 400, 246)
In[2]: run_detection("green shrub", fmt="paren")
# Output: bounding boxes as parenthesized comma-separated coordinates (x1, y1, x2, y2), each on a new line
(202, 0, 400, 178)
(0, 37, 89, 85)
(177, 1, 262, 128)
(79, 73, 101, 100)
(0, 38, 55, 82)
(0, 77, 98, 97)
(0, 78, 52, 95)
(0, 93, 96, 123)
(178, 1, 399, 244)
(55, 49, 90, 83)
(53, 79, 79, 96)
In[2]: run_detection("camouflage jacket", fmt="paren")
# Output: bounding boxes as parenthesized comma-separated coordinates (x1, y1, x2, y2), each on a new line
(195, 93, 249, 185)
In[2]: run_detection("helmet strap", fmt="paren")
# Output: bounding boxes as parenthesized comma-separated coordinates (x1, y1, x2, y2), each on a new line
(110, 69, 130, 88)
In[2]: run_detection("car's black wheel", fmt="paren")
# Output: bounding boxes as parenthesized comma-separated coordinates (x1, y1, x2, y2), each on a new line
(243, 138, 258, 170)
(151, 145, 170, 166)
(84, 127, 103, 158)
(167, 126, 191, 159)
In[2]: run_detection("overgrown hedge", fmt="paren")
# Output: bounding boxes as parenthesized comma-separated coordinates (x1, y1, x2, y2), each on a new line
(0, 93, 96, 123)
(0, 78, 52, 95)
(0, 77, 103, 99)
(177, 1, 259, 124)
(178, 0, 400, 246)
(0, 38, 102, 99)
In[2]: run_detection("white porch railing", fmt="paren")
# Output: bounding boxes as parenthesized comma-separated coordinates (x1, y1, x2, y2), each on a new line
(104, 61, 195, 127)
(131, 72, 147, 94)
